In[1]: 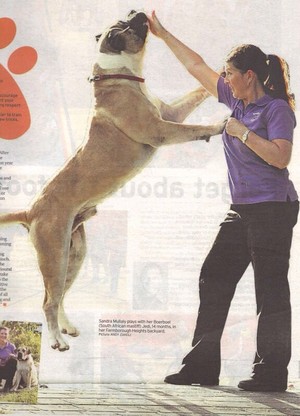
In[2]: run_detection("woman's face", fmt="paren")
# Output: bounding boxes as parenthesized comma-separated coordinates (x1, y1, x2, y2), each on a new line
(224, 62, 249, 100)
(0, 329, 9, 342)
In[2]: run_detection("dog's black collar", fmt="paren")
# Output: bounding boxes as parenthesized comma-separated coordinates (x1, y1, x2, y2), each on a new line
(88, 74, 145, 83)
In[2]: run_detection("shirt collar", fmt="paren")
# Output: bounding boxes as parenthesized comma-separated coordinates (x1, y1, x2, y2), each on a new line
(0, 342, 8, 349)
(254, 94, 273, 106)
(236, 93, 273, 111)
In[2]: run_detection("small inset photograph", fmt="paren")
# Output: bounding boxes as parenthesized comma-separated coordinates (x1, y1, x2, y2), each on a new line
(132, 262, 168, 311)
(0, 321, 42, 404)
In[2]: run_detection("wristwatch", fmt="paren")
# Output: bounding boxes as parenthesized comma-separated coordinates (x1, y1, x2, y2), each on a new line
(241, 129, 250, 144)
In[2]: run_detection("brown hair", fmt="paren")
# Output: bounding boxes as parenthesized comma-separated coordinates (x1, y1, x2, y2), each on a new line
(226, 44, 295, 110)
(0, 326, 9, 332)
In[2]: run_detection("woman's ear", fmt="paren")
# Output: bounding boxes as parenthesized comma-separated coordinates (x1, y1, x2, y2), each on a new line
(246, 69, 257, 84)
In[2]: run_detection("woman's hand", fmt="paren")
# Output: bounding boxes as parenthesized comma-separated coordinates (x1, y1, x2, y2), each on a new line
(225, 117, 248, 140)
(148, 11, 168, 38)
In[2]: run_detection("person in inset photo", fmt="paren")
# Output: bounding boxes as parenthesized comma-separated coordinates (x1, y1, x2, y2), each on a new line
(133, 262, 168, 310)
(0, 326, 17, 392)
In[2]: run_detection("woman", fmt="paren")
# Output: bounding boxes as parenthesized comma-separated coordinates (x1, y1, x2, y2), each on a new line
(148, 11, 298, 392)
(0, 326, 17, 392)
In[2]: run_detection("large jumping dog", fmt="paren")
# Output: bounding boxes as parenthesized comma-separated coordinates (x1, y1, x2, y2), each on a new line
(0, 11, 225, 351)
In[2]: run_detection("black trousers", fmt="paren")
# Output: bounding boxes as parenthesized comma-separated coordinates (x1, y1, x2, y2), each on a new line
(182, 200, 299, 382)
(0, 358, 17, 390)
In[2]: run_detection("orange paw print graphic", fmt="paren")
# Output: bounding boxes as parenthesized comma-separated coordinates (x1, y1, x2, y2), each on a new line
(0, 17, 38, 140)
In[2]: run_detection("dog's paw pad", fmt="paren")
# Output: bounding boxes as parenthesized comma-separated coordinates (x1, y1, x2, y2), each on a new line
(69, 330, 80, 337)
(58, 345, 70, 352)
(198, 135, 210, 142)
(0, 17, 38, 140)
(51, 343, 59, 350)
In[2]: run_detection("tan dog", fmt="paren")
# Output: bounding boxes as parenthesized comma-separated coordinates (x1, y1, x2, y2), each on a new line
(10, 348, 38, 391)
(0, 11, 225, 351)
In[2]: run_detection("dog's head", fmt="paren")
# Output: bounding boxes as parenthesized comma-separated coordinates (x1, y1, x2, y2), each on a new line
(16, 347, 32, 361)
(96, 10, 148, 55)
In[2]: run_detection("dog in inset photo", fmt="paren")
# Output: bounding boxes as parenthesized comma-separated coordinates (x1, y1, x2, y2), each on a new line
(0, 10, 225, 351)
(10, 347, 38, 391)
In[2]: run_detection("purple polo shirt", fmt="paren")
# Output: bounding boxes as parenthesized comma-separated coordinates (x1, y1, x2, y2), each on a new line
(217, 76, 298, 204)
(0, 341, 16, 365)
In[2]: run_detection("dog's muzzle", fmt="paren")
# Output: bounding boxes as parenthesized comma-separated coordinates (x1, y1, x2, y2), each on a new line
(17, 352, 26, 360)
(126, 10, 148, 41)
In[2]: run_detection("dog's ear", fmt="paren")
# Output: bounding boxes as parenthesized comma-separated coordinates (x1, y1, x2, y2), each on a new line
(95, 34, 102, 42)
(27, 348, 31, 354)
(107, 30, 125, 52)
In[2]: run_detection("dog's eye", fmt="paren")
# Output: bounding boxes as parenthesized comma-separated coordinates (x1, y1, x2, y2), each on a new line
(108, 30, 126, 51)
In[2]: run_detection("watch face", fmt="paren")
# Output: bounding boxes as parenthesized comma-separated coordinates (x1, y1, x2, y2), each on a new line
(242, 130, 249, 142)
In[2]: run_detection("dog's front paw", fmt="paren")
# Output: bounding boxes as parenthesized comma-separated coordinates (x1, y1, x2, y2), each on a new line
(216, 116, 229, 134)
(209, 117, 229, 137)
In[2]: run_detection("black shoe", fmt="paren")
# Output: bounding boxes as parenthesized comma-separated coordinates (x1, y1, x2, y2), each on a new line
(238, 377, 287, 392)
(164, 372, 219, 386)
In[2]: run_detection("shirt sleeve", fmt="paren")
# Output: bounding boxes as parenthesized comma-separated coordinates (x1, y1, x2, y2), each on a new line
(217, 76, 238, 110)
(9, 342, 16, 354)
(267, 103, 296, 142)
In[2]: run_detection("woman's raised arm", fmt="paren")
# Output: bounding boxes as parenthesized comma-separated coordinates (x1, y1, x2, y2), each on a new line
(148, 11, 219, 97)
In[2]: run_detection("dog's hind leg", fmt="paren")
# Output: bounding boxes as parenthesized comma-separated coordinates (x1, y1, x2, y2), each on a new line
(30, 219, 72, 351)
(59, 223, 87, 337)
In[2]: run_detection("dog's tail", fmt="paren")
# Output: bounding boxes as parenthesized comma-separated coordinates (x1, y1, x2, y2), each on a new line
(0, 211, 29, 229)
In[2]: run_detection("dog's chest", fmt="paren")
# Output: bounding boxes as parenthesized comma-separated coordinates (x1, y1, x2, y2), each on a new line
(139, 84, 162, 113)
(17, 360, 31, 371)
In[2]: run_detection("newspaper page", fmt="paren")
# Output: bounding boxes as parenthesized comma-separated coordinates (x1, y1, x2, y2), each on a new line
(0, 0, 300, 406)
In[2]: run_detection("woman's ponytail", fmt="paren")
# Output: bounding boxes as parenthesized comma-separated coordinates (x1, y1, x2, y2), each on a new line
(265, 55, 295, 110)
